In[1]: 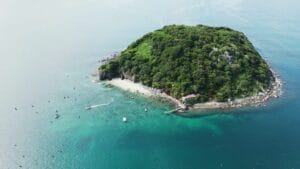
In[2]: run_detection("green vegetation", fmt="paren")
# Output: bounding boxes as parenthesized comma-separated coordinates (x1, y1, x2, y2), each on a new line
(99, 25, 272, 102)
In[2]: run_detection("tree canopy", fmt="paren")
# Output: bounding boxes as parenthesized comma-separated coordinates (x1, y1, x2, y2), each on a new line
(99, 25, 272, 102)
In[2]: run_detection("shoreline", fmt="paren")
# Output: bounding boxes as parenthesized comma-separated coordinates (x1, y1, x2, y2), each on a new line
(103, 69, 282, 114)
(98, 51, 283, 114)
(105, 78, 185, 109)
(192, 69, 282, 110)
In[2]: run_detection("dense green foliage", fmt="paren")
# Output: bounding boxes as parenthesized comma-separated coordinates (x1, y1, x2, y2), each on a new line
(100, 25, 272, 102)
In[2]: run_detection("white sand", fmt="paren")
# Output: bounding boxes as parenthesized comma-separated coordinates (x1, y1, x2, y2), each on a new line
(104, 75, 282, 113)
(106, 78, 185, 109)
(106, 78, 155, 96)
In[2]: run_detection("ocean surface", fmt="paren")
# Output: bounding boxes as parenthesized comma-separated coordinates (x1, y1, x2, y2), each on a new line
(0, 0, 300, 169)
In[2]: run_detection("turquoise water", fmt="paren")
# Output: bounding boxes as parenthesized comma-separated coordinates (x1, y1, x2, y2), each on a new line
(1, 0, 300, 169)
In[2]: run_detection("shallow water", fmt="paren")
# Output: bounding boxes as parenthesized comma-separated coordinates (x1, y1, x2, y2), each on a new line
(1, 0, 300, 169)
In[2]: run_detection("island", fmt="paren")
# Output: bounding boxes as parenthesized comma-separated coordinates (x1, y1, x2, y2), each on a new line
(98, 25, 282, 112)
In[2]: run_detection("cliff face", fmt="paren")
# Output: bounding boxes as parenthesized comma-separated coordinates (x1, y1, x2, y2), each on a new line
(99, 70, 136, 81)
(120, 73, 136, 82)
(99, 70, 113, 80)
(98, 59, 120, 80)
(99, 24, 273, 102)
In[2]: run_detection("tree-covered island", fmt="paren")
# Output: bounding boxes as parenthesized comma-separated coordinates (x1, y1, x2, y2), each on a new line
(99, 25, 281, 110)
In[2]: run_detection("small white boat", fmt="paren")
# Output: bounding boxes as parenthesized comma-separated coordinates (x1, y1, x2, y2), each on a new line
(122, 117, 127, 122)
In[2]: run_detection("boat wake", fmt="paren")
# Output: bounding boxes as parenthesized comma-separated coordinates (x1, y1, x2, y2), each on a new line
(85, 99, 114, 110)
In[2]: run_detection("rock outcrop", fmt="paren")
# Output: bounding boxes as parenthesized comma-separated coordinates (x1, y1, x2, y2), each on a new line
(99, 70, 113, 80)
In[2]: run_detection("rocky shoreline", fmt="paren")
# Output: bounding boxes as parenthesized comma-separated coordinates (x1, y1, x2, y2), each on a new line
(100, 68, 282, 114)
(190, 70, 282, 111)
(98, 53, 283, 114)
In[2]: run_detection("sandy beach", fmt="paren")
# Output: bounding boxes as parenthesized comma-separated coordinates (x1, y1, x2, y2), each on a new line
(106, 78, 185, 110)
(104, 70, 282, 113)
(107, 78, 155, 96)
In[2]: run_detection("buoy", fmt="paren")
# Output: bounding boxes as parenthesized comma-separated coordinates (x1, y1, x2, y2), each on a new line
(122, 117, 127, 122)
(144, 108, 148, 112)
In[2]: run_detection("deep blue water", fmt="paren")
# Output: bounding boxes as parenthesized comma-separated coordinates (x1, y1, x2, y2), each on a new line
(0, 0, 300, 169)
